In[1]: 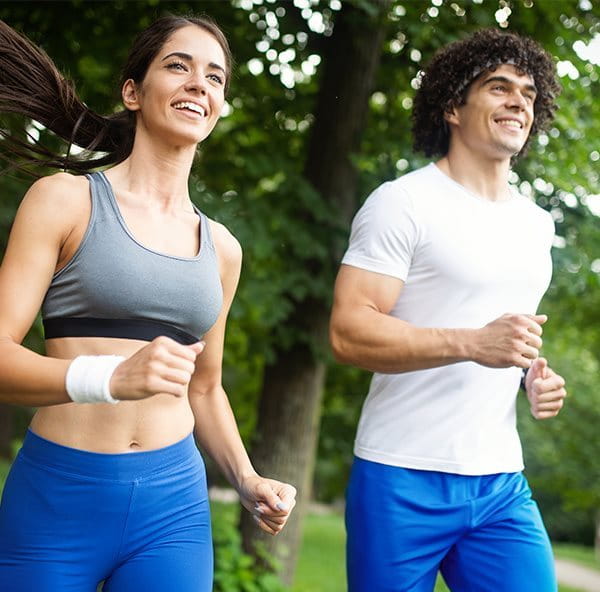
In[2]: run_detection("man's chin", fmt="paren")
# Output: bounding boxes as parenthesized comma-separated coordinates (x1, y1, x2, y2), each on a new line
(491, 141, 526, 158)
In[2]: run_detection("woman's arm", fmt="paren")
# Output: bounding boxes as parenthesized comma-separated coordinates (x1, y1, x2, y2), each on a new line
(0, 174, 85, 405)
(188, 221, 296, 535)
(0, 173, 198, 406)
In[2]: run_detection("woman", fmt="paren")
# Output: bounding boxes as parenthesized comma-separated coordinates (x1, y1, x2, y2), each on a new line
(0, 15, 296, 592)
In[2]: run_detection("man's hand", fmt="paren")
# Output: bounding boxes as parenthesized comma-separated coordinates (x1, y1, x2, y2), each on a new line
(525, 357, 567, 419)
(472, 313, 547, 369)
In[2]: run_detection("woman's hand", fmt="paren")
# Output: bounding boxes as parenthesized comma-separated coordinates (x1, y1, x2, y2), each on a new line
(239, 475, 297, 535)
(109, 336, 205, 401)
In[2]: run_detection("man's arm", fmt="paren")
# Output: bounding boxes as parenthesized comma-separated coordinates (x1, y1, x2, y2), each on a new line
(329, 264, 546, 374)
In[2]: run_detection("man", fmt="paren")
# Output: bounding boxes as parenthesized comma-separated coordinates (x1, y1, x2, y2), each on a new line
(330, 28, 567, 592)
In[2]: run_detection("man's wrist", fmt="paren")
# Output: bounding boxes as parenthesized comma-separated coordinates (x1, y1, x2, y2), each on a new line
(445, 328, 475, 363)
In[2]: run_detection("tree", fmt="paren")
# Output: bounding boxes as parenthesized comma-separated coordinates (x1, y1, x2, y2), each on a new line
(1, 0, 599, 584)
(234, 0, 600, 581)
(237, 0, 391, 583)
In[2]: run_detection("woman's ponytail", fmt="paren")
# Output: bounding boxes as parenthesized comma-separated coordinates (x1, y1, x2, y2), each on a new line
(0, 14, 232, 176)
(0, 20, 134, 175)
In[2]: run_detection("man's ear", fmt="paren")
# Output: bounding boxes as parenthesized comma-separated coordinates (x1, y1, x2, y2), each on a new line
(444, 105, 459, 127)
(122, 79, 141, 112)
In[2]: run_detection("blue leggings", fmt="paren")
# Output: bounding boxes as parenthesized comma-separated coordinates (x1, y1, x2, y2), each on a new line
(346, 457, 556, 592)
(0, 430, 213, 592)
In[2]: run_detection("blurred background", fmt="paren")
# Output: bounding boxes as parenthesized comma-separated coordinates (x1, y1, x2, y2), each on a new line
(0, 1, 599, 590)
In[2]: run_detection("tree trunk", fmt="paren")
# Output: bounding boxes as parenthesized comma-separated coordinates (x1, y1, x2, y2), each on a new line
(240, 302, 328, 584)
(240, 0, 390, 585)
(0, 404, 13, 459)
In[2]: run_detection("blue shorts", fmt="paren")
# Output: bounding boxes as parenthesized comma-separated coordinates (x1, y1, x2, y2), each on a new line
(0, 430, 213, 592)
(346, 457, 556, 592)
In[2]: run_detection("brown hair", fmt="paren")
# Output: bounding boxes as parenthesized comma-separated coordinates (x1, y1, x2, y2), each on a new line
(0, 15, 232, 175)
(412, 28, 560, 159)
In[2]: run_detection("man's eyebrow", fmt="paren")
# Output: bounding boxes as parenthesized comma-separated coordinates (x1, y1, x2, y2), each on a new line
(482, 75, 537, 94)
(161, 51, 226, 75)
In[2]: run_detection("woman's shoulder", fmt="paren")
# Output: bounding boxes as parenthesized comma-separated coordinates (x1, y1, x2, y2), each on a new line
(206, 218, 242, 270)
(17, 172, 91, 235)
(22, 172, 90, 209)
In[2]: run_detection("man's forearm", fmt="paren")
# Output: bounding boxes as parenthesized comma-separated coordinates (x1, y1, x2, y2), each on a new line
(330, 307, 542, 373)
(330, 306, 474, 374)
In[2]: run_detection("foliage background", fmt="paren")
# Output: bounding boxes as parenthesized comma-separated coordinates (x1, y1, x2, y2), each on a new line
(0, 0, 599, 582)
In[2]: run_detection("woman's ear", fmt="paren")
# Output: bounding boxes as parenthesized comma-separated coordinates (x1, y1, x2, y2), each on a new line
(121, 79, 141, 112)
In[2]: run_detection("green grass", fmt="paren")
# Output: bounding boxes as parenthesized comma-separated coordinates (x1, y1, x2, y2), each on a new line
(0, 458, 10, 491)
(292, 511, 461, 592)
(292, 511, 345, 592)
(293, 511, 593, 592)
(554, 542, 600, 572)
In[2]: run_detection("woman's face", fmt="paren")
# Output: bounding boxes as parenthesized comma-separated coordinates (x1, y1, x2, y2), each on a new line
(123, 25, 227, 147)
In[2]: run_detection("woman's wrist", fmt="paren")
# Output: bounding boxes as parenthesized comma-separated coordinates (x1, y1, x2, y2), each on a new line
(65, 355, 125, 404)
(233, 468, 259, 493)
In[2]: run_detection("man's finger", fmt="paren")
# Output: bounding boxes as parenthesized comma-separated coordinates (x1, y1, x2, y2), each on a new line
(529, 357, 548, 382)
(526, 313, 547, 325)
(541, 389, 567, 401)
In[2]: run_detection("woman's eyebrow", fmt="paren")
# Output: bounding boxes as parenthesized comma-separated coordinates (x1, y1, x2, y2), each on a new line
(161, 51, 226, 76)
(161, 51, 193, 62)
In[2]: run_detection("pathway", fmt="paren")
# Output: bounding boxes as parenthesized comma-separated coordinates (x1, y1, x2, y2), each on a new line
(555, 558, 600, 592)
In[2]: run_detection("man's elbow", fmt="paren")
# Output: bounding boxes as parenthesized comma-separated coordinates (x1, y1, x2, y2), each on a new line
(329, 324, 355, 365)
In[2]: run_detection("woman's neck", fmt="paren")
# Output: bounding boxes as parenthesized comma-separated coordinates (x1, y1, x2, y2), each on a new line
(107, 130, 198, 211)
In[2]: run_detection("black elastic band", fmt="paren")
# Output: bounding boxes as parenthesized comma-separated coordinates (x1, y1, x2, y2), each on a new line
(43, 317, 199, 346)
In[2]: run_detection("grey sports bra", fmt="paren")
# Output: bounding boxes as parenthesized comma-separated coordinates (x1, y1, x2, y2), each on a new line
(41, 172, 223, 345)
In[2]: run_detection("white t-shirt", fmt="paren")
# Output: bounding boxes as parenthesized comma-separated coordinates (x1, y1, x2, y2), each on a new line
(342, 163, 554, 475)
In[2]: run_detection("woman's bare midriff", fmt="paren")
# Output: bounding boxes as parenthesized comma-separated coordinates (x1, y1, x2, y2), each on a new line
(29, 336, 196, 453)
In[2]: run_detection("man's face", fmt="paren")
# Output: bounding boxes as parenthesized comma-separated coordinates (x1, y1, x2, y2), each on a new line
(446, 64, 537, 160)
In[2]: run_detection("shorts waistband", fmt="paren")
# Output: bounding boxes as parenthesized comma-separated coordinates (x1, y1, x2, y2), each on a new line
(20, 429, 198, 481)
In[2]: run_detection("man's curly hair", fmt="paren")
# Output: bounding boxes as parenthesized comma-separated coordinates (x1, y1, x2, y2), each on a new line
(412, 28, 560, 159)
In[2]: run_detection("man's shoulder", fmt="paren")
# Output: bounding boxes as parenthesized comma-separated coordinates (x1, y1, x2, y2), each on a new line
(368, 163, 437, 203)
(510, 189, 553, 221)
(386, 163, 436, 189)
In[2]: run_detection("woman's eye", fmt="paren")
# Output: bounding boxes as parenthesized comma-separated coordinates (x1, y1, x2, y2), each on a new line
(167, 62, 187, 72)
(208, 73, 224, 85)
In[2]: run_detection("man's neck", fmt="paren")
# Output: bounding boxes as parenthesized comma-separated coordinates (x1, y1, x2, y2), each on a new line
(436, 149, 513, 202)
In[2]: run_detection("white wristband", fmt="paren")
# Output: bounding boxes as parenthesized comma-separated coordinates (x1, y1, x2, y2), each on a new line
(65, 355, 125, 404)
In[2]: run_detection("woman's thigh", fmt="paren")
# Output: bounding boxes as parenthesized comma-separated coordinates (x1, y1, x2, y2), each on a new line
(0, 451, 123, 592)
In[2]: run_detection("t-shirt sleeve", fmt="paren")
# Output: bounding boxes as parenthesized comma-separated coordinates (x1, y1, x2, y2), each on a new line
(341, 182, 419, 281)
